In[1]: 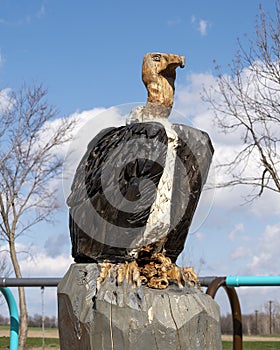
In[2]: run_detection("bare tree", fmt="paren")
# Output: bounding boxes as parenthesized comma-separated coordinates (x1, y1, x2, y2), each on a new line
(0, 253, 12, 306)
(204, 3, 280, 199)
(0, 84, 75, 349)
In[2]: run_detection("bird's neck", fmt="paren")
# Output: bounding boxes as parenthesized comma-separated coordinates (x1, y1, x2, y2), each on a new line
(143, 75, 175, 118)
(142, 102, 172, 119)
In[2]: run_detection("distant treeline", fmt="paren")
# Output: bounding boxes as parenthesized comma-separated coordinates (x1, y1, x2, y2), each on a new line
(0, 314, 57, 328)
(221, 312, 280, 335)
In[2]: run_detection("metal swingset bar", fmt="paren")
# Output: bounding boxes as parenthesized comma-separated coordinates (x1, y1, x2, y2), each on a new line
(1, 275, 279, 288)
(226, 275, 280, 287)
(0, 278, 61, 287)
(0, 287, 19, 350)
(206, 277, 242, 350)
(204, 276, 280, 350)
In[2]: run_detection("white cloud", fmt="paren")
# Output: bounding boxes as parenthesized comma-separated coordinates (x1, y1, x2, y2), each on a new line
(231, 246, 251, 260)
(247, 223, 280, 274)
(0, 88, 12, 112)
(190, 15, 210, 36)
(40, 106, 107, 159)
(226, 222, 280, 276)
(1, 242, 73, 277)
(249, 190, 280, 217)
(44, 233, 70, 257)
(228, 223, 244, 241)
(20, 252, 73, 277)
(199, 19, 208, 36)
(194, 232, 205, 240)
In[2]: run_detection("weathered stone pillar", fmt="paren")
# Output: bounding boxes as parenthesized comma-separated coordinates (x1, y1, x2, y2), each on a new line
(58, 264, 222, 350)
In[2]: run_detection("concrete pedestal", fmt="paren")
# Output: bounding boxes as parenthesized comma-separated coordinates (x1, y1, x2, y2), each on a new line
(58, 264, 222, 350)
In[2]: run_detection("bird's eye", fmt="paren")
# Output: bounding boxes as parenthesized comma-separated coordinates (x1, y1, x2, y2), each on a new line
(152, 54, 161, 62)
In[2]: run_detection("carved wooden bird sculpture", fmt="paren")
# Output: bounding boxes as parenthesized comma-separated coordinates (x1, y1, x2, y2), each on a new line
(67, 52, 213, 265)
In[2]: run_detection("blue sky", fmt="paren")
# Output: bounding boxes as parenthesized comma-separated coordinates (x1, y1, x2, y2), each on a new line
(1, 0, 280, 318)
(0, 0, 271, 114)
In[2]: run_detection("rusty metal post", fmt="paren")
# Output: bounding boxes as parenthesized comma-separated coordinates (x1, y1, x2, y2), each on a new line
(206, 277, 242, 350)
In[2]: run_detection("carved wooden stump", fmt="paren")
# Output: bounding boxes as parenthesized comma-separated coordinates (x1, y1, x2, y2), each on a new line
(58, 264, 222, 350)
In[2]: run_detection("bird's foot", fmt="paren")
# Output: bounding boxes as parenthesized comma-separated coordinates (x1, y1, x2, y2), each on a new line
(96, 254, 200, 290)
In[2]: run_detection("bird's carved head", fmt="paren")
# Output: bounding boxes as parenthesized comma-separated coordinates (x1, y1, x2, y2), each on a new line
(142, 52, 185, 115)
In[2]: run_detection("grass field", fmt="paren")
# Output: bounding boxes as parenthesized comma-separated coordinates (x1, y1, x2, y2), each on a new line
(1, 338, 280, 349)
(0, 337, 60, 348)
(1, 326, 280, 349)
(223, 341, 280, 349)
(0, 326, 60, 349)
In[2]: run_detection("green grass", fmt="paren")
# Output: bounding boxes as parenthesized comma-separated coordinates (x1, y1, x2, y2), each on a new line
(0, 327, 9, 331)
(0, 326, 56, 331)
(223, 341, 280, 349)
(0, 337, 59, 348)
(0, 337, 280, 349)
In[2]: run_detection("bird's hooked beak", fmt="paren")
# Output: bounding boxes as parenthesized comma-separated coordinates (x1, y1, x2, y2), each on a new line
(157, 54, 185, 81)
(179, 56, 185, 68)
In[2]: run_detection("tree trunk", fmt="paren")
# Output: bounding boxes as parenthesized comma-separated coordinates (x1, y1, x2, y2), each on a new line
(9, 238, 28, 350)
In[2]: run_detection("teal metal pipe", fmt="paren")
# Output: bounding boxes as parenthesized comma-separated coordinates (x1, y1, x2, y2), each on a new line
(226, 276, 280, 287)
(0, 287, 19, 350)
